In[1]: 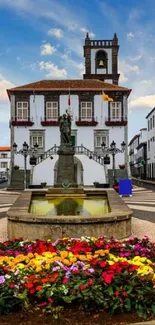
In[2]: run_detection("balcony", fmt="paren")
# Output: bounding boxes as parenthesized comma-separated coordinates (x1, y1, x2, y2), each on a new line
(105, 116, 127, 126)
(41, 117, 59, 126)
(11, 117, 34, 127)
(75, 116, 98, 126)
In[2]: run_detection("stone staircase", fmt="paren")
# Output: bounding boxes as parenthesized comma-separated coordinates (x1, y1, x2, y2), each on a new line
(36, 144, 105, 166)
(7, 170, 31, 191)
(108, 169, 128, 187)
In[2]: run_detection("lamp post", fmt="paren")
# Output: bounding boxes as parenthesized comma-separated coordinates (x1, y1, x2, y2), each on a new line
(101, 140, 126, 185)
(12, 142, 38, 189)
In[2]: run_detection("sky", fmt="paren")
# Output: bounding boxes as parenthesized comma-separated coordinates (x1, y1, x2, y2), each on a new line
(0, 0, 155, 145)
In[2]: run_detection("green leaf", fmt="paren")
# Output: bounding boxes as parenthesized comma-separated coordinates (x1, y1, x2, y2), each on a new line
(62, 296, 73, 303)
(107, 285, 113, 295)
(124, 298, 131, 311)
(152, 305, 155, 315)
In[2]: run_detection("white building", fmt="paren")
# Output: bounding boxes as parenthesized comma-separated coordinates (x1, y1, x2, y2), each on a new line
(7, 33, 131, 188)
(0, 147, 11, 178)
(146, 108, 155, 179)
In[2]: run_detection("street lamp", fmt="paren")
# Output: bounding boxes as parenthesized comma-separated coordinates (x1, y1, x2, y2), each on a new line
(101, 140, 126, 185)
(12, 142, 38, 189)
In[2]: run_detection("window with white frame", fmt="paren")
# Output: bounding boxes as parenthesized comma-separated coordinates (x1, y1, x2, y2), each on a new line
(95, 135, 107, 147)
(32, 136, 43, 148)
(110, 102, 121, 120)
(81, 102, 92, 120)
(46, 102, 58, 120)
(16, 102, 28, 120)
(1, 162, 8, 168)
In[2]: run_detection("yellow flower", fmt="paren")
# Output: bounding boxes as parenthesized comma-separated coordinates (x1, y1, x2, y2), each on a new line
(63, 259, 71, 266)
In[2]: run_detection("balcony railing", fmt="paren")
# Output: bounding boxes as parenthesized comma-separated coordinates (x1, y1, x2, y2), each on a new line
(40, 117, 59, 126)
(105, 116, 127, 126)
(10, 116, 34, 126)
(75, 116, 98, 126)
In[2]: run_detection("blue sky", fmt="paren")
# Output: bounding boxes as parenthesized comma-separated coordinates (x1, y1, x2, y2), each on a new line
(0, 0, 155, 145)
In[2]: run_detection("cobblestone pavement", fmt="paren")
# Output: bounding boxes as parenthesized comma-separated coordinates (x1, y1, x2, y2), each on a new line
(0, 190, 20, 219)
(122, 186, 155, 223)
(0, 186, 155, 242)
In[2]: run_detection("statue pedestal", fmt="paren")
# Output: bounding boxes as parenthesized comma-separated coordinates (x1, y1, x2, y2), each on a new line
(54, 144, 77, 188)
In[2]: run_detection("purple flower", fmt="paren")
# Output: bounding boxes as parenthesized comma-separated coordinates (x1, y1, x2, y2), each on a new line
(0, 276, 5, 284)
(87, 268, 95, 273)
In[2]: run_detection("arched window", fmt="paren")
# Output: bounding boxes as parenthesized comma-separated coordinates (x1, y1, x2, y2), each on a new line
(95, 50, 108, 71)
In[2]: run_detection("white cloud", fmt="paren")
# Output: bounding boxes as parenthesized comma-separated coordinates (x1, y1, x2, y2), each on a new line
(129, 95, 155, 109)
(80, 27, 95, 38)
(39, 61, 67, 78)
(47, 28, 63, 38)
(0, 74, 15, 101)
(150, 57, 155, 62)
(127, 32, 135, 39)
(119, 70, 128, 83)
(119, 61, 139, 76)
(40, 43, 56, 55)
(128, 55, 142, 62)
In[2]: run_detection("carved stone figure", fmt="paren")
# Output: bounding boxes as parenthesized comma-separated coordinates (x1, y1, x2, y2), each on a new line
(59, 111, 71, 144)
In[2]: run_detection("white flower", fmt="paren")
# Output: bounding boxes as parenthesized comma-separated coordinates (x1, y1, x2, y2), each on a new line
(5, 274, 11, 279)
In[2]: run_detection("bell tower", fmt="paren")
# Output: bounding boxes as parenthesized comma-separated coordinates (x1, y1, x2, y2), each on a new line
(83, 33, 120, 85)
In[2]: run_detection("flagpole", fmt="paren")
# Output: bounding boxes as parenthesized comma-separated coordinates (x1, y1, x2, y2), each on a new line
(101, 91, 103, 127)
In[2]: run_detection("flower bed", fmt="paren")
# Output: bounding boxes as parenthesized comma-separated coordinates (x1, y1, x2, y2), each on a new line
(0, 236, 155, 320)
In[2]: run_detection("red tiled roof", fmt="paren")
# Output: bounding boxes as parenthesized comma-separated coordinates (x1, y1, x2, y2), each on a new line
(7, 79, 131, 93)
(0, 146, 10, 152)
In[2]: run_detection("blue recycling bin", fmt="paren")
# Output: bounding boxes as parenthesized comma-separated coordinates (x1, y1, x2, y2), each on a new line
(119, 179, 132, 197)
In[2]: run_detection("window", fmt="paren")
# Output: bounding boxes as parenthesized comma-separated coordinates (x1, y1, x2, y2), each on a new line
(110, 102, 121, 120)
(81, 102, 92, 120)
(153, 116, 154, 128)
(46, 102, 58, 120)
(32, 136, 43, 148)
(150, 118, 152, 130)
(1, 153, 7, 158)
(1, 162, 8, 168)
(148, 140, 150, 151)
(95, 135, 107, 147)
(17, 102, 28, 120)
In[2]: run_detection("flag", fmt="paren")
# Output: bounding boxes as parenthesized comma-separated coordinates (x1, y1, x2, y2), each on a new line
(102, 91, 113, 102)
(68, 94, 71, 106)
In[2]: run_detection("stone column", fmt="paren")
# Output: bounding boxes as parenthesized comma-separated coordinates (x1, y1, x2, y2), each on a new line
(54, 144, 77, 187)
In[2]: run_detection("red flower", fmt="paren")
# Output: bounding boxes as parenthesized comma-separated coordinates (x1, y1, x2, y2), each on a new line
(72, 289, 76, 295)
(79, 284, 85, 291)
(122, 291, 128, 297)
(101, 271, 114, 284)
(8, 283, 15, 289)
(36, 285, 42, 291)
(129, 265, 138, 272)
(63, 277, 69, 284)
(115, 291, 120, 296)
(90, 258, 98, 266)
(48, 297, 54, 304)
(87, 279, 94, 286)
(41, 278, 49, 283)
(27, 282, 33, 289)
(49, 272, 59, 283)
(29, 288, 35, 294)
(39, 302, 47, 307)
(100, 261, 107, 268)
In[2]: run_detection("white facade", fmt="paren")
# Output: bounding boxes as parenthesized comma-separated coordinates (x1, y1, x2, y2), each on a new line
(11, 93, 128, 186)
(0, 148, 11, 176)
(146, 109, 155, 178)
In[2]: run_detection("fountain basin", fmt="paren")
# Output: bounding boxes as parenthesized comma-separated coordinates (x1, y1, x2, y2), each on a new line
(7, 188, 132, 240)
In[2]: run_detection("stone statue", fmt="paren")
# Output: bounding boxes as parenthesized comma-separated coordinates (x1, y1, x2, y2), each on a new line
(58, 111, 71, 145)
